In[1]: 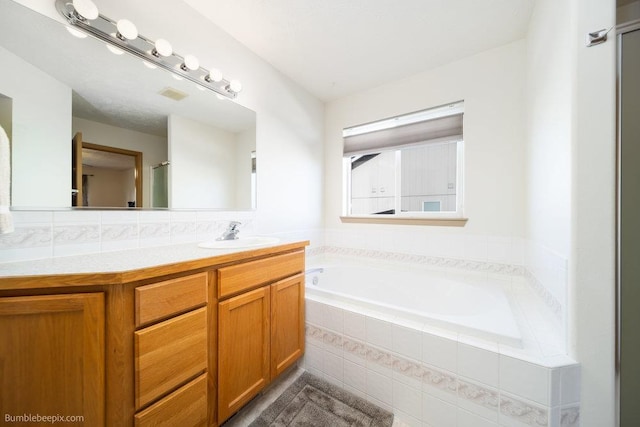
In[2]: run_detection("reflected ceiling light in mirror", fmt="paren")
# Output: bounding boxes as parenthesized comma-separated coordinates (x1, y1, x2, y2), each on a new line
(116, 19, 138, 41)
(106, 44, 124, 55)
(181, 54, 199, 72)
(72, 0, 98, 21)
(66, 26, 87, 38)
(152, 39, 172, 58)
(55, 0, 242, 100)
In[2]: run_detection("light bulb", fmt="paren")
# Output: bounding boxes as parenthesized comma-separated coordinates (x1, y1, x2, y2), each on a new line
(72, 0, 99, 20)
(116, 19, 138, 41)
(181, 55, 199, 72)
(229, 80, 242, 93)
(205, 68, 223, 83)
(152, 39, 172, 57)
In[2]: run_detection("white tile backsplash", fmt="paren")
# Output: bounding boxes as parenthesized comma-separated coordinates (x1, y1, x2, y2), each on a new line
(500, 355, 550, 406)
(343, 310, 367, 340)
(422, 393, 457, 427)
(322, 349, 344, 381)
(366, 317, 394, 351)
(2, 209, 327, 264)
(393, 380, 422, 420)
(366, 369, 393, 405)
(458, 343, 500, 388)
(422, 332, 458, 373)
(343, 358, 367, 392)
(458, 407, 500, 427)
(457, 378, 499, 422)
(323, 305, 344, 333)
(393, 325, 422, 361)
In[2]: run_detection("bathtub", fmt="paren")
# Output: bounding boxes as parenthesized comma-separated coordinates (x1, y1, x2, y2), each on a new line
(305, 261, 522, 347)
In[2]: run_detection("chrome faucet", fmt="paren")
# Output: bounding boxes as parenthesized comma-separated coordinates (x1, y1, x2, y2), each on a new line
(217, 221, 241, 241)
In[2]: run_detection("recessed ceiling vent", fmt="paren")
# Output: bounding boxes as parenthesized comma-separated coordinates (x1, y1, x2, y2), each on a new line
(158, 87, 188, 101)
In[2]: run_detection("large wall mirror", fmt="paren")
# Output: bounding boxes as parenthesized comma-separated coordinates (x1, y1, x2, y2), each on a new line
(0, 0, 257, 210)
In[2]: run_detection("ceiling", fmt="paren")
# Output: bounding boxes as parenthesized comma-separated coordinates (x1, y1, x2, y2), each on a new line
(184, 0, 536, 101)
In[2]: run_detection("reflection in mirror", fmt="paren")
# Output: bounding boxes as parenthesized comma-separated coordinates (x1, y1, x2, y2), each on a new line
(0, 0, 257, 210)
(71, 133, 143, 208)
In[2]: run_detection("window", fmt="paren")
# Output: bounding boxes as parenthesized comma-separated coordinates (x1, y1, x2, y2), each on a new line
(342, 101, 465, 224)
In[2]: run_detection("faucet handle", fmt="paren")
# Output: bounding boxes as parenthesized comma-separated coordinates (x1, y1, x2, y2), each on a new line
(228, 221, 241, 230)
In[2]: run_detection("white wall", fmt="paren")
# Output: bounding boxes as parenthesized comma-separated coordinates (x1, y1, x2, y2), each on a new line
(571, 0, 617, 425)
(72, 117, 167, 208)
(83, 165, 134, 207)
(526, 0, 617, 425)
(0, 46, 71, 208)
(324, 40, 527, 237)
(168, 114, 236, 209)
(524, 0, 574, 349)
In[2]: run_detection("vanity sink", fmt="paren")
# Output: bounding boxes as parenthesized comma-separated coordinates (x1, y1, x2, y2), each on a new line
(198, 236, 280, 249)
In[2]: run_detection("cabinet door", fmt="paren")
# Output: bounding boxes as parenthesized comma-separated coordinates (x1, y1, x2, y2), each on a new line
(218, 286, 270, 424)
(0, 293, 105, 426)
(271, 274, 305, 378)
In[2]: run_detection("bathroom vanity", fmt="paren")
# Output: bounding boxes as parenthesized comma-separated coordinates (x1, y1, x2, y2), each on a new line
(0, 241, 308, 426)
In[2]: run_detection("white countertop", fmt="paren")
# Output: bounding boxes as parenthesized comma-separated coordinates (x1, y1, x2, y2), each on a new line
(0, 240, 307, 282)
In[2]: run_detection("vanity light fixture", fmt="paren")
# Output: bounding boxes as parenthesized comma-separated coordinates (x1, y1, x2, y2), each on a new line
(55, 0, 242, 99)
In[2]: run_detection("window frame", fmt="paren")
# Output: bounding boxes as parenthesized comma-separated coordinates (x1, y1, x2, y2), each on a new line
(341, 103, 467, 226)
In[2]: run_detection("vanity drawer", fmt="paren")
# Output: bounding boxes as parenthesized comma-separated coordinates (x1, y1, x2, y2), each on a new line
(135, 307, 207, 409)
(134, 373, 208, 427)
(135, 273, 208, 327)
(218, 250, 304, 298)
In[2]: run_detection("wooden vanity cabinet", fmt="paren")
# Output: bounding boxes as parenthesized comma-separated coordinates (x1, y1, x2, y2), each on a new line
(0, 241, 308, 427)
(0, 293, 105, 426)
(217, 251, 305, 424)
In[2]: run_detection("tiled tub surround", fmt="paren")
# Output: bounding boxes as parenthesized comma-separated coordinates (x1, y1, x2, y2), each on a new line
(302, 251, 579, 427)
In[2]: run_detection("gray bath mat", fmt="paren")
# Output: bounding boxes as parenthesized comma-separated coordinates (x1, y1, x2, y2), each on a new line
(249, 372, 394, 427)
